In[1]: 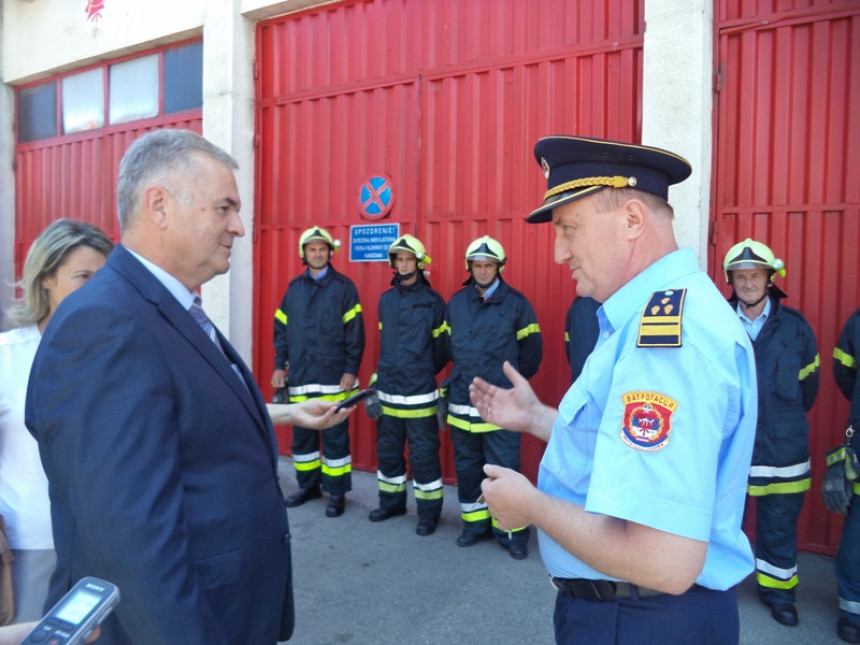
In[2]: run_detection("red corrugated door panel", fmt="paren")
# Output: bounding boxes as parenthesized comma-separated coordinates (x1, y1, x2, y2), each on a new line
(713, 1, 860, 555)
(13, 117, 203, 279)
(254, 0, 645, 482)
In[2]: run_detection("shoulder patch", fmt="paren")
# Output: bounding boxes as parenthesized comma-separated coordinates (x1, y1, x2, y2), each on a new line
(620, 391, 678, 452)
(637, 288, 686, 347)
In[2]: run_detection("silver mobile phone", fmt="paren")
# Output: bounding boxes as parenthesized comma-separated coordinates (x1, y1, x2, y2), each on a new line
(20, 576, 120, 645)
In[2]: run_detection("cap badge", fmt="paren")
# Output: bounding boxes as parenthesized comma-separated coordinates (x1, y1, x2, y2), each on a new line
(540, 157, 551, 179)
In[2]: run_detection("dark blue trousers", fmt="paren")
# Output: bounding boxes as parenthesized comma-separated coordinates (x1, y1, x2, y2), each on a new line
(452, 427, 529, 547)
(553, 585, 739, 645)
(291, 420, 352, 494)
(754, 492, 804, 606)
(375, 413, 442, 520)
(837, 496, 860, 624)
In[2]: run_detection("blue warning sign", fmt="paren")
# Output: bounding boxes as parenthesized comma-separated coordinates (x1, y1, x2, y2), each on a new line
(349, 223, 400, 262)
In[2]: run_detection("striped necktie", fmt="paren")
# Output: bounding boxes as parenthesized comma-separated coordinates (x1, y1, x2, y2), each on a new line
(189, 297, 250, 391)
(189, 296, 226, 357)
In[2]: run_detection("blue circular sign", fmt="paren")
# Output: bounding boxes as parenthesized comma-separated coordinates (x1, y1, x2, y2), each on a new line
(358, 173, 395, 219)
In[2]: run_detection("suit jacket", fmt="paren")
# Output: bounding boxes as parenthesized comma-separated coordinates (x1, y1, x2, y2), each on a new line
(25, 245, 294, 645)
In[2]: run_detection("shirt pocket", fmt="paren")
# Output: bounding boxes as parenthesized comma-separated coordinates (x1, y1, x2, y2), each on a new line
(547, 382, 597, 493)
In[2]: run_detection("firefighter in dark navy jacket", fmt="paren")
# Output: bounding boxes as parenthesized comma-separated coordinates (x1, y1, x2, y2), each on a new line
(364, 234, 449, 536)
(443, 235, 542, 559)
(564, 295, 600, 383)
(829, 307, 860, 643)
(272, 226, 365, 518)
(724, 238, 819, 627)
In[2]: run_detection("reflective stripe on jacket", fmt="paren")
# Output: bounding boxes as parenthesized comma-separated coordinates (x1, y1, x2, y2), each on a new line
(834, 307, 860, 453)
(741, 295, 819, 495)
(273, 265, 365, 386)
(373, 276, 448, 406)
(444, 277, 542, 412)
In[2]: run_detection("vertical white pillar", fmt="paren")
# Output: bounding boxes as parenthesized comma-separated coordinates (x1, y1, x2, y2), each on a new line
(200, 0, 258, 361)
(642, 0, 715, 266)
(0, 21, 15, 329)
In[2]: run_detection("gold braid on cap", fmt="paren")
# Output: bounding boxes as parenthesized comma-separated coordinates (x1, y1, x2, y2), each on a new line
(544, 175, 637, 200)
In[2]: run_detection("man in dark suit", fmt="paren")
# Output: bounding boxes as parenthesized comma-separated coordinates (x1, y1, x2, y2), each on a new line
(25, 129, 346, 645)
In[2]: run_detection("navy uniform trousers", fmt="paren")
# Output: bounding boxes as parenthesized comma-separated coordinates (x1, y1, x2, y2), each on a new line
(754, 491, 805, 606)
(375, 413, 442, 521)
(553, 585, 739, 645)
(291, 419, 351, 494)
(838, 495, 860, 627)
(452, 426, 529, 548)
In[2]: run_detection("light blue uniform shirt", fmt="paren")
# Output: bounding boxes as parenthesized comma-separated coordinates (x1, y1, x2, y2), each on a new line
(538, 248, 757, 590)
(737, 296, 771, 341)
(479, 277, 500, 299)
(310, 265, 329, 281)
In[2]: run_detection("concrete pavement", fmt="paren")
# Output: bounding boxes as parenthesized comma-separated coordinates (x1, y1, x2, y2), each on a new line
(278, 458, 846, 645)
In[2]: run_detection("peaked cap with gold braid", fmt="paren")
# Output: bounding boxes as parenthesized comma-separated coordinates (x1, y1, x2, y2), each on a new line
(526, 136, 693, 223)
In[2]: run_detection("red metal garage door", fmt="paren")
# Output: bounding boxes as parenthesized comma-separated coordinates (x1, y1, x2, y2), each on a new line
(13, 39, 204, 274)
(14, 119, 202, 263)
(254, 0, 645, 481)
(712, 0, 860, 554)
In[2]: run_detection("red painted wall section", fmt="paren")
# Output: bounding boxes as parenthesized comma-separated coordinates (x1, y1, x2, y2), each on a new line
(713, 0, 860, 553)
(254, 0, 645, 482)
(14, 117, 204, 278)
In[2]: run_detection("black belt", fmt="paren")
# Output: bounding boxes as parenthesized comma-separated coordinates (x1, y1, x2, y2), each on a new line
(549, 576, 666, 601)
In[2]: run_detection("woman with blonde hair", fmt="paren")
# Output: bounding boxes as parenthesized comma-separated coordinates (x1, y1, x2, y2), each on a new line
(0, 218, 112, 623)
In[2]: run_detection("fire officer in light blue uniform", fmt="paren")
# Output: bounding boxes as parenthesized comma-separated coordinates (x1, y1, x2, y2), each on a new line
(469, 136, 758, 645)
(829, 307, 860, 643)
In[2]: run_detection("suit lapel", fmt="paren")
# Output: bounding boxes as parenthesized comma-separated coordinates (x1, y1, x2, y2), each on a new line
(163, 302, 264, 423)
(111, 246, 277, 461)
(219, 334, 280, 457)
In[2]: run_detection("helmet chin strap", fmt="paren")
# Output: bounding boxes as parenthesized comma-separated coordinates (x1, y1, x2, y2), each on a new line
(738, 291, 769, 309)
(473, 276, 496, 290)
(393, 269, 417, 284)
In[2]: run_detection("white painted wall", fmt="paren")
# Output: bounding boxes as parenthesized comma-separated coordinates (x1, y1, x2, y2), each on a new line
(642, 0, 714, 267)
(0, 5, 15, 330)
(198, 0, 258, 357)
(1, 0, 205, 84)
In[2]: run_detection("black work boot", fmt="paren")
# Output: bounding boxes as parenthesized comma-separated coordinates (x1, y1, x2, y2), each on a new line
(416, 516, 439, 536)
(326, 493, 346, 517)
(456, 526, 490, 547)
(284, 485, 322, 507)
(368, 506, 406, 522)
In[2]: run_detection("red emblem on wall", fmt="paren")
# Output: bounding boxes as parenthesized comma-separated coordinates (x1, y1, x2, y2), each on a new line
(86, 0, 105, 22)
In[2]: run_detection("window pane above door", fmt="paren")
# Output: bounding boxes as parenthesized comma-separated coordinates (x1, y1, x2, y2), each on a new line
(109, 54, 158, 124)
(62, 68, 104, 133)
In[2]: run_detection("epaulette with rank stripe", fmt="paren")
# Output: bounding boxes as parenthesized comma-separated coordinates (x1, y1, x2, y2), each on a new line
(637, 289, 686, 347)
